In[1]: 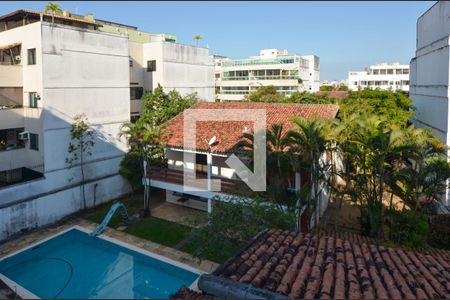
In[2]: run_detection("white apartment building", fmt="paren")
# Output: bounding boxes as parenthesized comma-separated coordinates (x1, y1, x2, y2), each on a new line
(88, 16, 215, 120)
(348, 63, 410, 92)
(410, 1, 450, 209)
(214, 49, 320, 101)
(0, 10, 131, 241)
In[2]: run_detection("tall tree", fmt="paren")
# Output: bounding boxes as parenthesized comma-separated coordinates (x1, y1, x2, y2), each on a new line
(66, 114, 95, 209)
(193, 35, 202, 47)
(44, 2, 62, 23)
(288, 117, 331, 229)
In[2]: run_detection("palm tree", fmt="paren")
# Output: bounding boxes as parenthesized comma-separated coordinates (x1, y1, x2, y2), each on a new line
(119, 122, 163, 217)
(44, 2, 62, 23)
(236, 124, 294, 210)
(193, 35, 202, 47)
(288, 117, 330, 229)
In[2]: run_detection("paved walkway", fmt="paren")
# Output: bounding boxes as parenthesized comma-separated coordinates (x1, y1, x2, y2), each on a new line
(0, 217, 218, 274)
(151, 202, 208, 228)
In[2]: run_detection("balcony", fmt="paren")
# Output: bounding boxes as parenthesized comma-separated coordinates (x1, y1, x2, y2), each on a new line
(0, 147, 26, 172)
(222, 75, 300, 81)
(0, 65, 22, 87)
(147, 167, 245, 196)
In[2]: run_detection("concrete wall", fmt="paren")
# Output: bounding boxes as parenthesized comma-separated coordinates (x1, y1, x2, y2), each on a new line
(140, 42, 215, 101)
(411, 1, 450, 207)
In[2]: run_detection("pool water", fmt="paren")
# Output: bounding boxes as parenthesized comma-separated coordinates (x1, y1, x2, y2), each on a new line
(0, 228, 199, 299)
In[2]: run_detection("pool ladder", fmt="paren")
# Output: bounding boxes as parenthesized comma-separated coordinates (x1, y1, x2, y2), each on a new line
(90, 202, 130, 237)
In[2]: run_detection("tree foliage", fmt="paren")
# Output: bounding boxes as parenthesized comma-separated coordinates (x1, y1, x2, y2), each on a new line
(189, 197, 295, 262)
(243, 85, 286, 103)
(66, 113, 95, 209)
(119, 85, 198, 188)
(44, 2, 62, 14)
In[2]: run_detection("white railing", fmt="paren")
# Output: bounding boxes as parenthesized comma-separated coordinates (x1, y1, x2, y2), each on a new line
(0, 65, 22, 87)
(0, 107, 24, 130)
(0, 147, 27, 172)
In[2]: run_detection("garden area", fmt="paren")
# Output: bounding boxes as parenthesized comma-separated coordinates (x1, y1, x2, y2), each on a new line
(113, 85, 450, 264)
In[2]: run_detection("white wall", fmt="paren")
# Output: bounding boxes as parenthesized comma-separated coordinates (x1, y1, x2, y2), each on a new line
(0, 22, 132, 241)
(140, 42, 215, 101)
(411, 1, 450, 207)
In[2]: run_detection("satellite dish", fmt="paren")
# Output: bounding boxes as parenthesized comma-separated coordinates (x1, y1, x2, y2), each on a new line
(208, 136, 217, 146)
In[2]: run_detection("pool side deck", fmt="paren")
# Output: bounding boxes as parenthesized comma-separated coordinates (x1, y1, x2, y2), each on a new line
(0, 217, 219, 275)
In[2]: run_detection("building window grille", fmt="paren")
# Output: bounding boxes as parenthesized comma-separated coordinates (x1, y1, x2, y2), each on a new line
(30, 133, 39, 151)
(147, 60, 156, 72)
(29, 92, 38, 108)
(27, 48, 36, 65)
(130, 87, 144, 100)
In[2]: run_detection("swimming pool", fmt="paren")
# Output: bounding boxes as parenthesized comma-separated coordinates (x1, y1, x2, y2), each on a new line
(0, 226, 200, 299)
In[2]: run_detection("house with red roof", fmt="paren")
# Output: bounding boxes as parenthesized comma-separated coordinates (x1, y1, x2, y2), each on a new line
(144, 102, 339, 218)
(171, 229, 450, 299)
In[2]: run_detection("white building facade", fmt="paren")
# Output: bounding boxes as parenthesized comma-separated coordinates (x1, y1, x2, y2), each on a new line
(91, 17, 215, 120)
(410, 1, 450, 209)
(0, 10, 131, 241)
(214, 49, 320, 101)
(348, 63, 410, 92)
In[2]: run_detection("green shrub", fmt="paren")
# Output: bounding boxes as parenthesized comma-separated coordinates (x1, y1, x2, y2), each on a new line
(187, 197, 295, 262)
(386, 209, 430, 249)
(119, 150, 142, 191)
(320, 86, 333, 91)
(428, 214, 450, 250)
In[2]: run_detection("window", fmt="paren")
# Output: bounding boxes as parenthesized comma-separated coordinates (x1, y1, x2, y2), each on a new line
(215, 73, 220, 79)
(129, 60, 133, 67)
(27, 48, 36, 65)
(373, 69, 379, 75)
(387, 69, 393, 75)
(147, 60, 156, 72)
(30, 133, 39, 151)
(403, 69, 409, 74)
(29, 92, 38, 108)
(130, 87, 144, 100)
(380, 69, 386, 75)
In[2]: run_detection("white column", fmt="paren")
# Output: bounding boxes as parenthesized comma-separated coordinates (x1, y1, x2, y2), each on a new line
(295, 172, 301, 191)
(207, 153, 212, 191)
(207, 153, 213, 215)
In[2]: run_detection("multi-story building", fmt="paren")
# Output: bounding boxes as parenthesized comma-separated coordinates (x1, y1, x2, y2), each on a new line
(214, 49, 320, 101)
(410, 1, 450, 209)
(69, 12, 215, 121)
(348, 62, 410, 92)
(0, 9, 131, 240)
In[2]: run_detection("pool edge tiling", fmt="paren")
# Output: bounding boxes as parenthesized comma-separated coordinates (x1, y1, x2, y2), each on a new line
(0, 226, 202, 299)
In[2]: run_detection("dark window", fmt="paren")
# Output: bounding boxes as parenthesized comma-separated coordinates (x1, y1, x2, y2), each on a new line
(130, 115, 140, 123)
(30, 133, 39, 151)
(28, 48, 36, 65)
(130, 87, 144, 100)
(129, 60, 133, 67)
(147, 60, 156, 72)
(29, 92, 38, 108)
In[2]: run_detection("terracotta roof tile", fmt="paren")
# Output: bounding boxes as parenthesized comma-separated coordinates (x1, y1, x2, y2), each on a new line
(214, 229, 450, 299)
(170, 286, 216, 300)
(162, 102, 339, 153)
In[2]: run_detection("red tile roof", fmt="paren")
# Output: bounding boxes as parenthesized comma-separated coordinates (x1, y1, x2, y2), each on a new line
(162, 102, 339, 153)
(214, 229, 450, 299)
(170, 286, 216, 300)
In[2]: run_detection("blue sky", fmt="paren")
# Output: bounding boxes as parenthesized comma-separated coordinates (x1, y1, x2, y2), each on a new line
(1, 1, 433, 80)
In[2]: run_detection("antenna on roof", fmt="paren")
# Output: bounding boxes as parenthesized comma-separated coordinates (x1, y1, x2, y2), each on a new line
(208, 136, 217, 146)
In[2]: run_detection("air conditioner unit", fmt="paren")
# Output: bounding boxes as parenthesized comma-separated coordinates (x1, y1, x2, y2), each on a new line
(18, 131, 30, 140)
